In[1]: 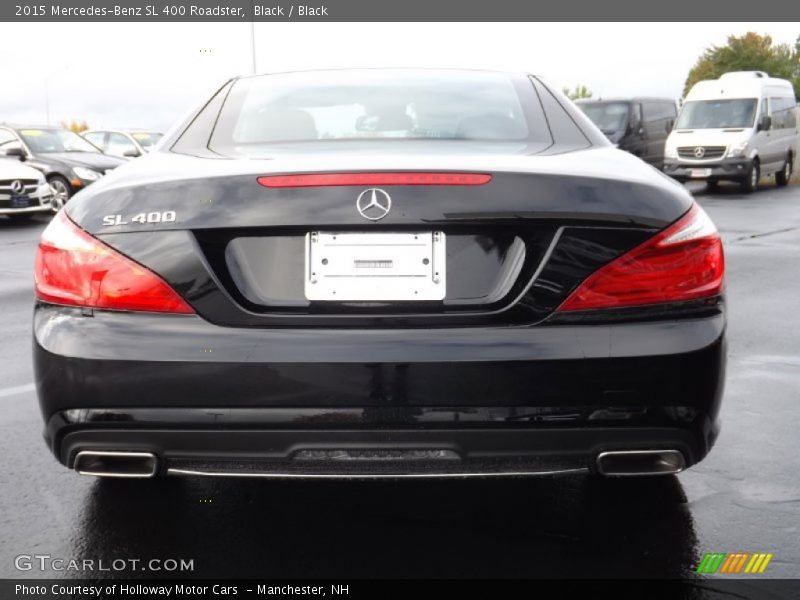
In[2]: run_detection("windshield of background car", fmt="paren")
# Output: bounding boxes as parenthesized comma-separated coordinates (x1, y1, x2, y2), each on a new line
(19, 129, 101, 153)
(675, 99, 758, 129)
(132, 132, 163, 148)
(209, 70, 552, 155)
(577, 102, 630, 134)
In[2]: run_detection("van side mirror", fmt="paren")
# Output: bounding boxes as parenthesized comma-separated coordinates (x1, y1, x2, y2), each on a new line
(122, 148, 141, 158)
(757, 115, 772, 132)
(665, 118, 674, 133)
(4, 147, 26, 160)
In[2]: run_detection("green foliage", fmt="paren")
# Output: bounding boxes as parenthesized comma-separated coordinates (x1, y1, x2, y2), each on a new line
(58, 120, 89, 134)
(562, 85, 593, 100)
(684, 32, 800, 98)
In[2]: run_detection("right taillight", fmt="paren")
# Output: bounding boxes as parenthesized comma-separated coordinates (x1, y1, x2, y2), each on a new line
(557, 204, 724, 312)
(35, 211, 194, 314)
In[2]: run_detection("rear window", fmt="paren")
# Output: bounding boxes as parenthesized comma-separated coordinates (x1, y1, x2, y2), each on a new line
(209, 70, 551, 155)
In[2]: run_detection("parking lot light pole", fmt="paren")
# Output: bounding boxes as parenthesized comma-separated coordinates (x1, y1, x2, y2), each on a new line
(250, 3, 257, 74)
(43, 65, 70, 125)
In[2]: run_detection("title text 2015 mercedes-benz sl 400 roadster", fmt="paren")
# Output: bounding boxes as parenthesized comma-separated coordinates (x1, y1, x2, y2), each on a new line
(33, 69, 725, 479)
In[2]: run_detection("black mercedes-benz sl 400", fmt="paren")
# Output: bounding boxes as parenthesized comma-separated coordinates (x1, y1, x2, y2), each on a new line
(33, 69, 725, 479)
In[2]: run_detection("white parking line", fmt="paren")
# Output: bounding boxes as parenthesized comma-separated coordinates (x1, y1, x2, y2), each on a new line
(0, 383, 35, 398)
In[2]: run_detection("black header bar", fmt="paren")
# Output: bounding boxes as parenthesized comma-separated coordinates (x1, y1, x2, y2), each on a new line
(4, 0, 798, 22)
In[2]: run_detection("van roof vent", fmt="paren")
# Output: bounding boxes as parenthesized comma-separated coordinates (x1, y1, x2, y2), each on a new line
(719, 71, 768, 80)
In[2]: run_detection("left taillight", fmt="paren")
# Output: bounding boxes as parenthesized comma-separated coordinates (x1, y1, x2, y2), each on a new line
(34, 211, 194, 314)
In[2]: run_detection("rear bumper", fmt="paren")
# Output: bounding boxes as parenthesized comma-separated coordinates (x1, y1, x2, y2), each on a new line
(34, 304, 726, 475)
(663, 157, 752, 182)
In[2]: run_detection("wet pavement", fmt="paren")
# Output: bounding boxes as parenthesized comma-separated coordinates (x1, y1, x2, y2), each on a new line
(0, 182, 798, 580)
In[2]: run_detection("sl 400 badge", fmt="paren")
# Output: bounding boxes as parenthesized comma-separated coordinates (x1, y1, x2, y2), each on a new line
(102, 211, 177, 226)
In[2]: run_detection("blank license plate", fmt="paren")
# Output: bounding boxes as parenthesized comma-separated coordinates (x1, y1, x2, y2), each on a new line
(10, 195, 31, 208)
(305, 231, 446, 301)
(690, 169, 711, 179)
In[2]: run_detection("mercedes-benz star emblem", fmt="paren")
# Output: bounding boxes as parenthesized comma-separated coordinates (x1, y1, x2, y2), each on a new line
(694, 146, 706, 159)
(10, 180, 25, 195)
(356, 188, 392, 221)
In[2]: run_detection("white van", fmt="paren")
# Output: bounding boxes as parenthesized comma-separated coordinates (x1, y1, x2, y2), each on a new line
(664, 71, 797, 192)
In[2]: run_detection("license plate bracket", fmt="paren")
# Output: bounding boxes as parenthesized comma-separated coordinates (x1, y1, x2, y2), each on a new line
(304, 231, 446, 301)
(689, 168, 712, 179)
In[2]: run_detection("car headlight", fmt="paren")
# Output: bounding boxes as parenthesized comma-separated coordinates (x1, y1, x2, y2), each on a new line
(73, 167, 102, 181)
(36, 179, 51, 195)
(727, 142, 748, 158)
(664, 146, 678, 159)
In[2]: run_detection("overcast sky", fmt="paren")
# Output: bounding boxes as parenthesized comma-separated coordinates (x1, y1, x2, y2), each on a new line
(0, 22, 796, 131)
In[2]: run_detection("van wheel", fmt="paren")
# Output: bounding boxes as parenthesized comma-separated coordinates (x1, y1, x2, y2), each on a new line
(775, 156, 792, 187)
(741, 160, 759, 193)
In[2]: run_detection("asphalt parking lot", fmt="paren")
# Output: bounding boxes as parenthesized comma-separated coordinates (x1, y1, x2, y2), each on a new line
(0, 181, 798, 580)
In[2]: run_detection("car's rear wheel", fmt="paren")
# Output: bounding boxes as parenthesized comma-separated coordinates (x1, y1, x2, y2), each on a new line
(775, 155, 792, 187)
(741, 159, 759, 193)
(48, 175, 71, 212)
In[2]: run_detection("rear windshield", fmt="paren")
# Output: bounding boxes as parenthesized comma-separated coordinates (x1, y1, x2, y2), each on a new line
(209, 70, 551, 155)
(676, 99, 757, 129)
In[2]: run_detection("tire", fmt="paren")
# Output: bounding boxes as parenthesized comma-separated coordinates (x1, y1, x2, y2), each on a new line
(741, 160, 759, 193)
(48, 175, 72, 212)
(775, 156, 792, 187)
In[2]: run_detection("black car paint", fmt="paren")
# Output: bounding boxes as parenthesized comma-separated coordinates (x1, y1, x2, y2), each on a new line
(35, 305, 724, 470)
(0, 126, 125, 191)
(33, 73, 725, 476)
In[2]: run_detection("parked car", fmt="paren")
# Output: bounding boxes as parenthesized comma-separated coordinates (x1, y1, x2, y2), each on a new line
(82, 129, 164, 158)
(0, 158, 54, 219)
(33, 69, 725, 480)
(575, 97, 677, 168)
(664, 71, 798, 192)
(0, 125, 126, 210)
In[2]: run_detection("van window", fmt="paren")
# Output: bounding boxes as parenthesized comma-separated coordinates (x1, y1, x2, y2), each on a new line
(770, 97, 796, 129)
(577, 102, 631, 135)
(759, 98, 769, 124)
(676, 99, 757, 129)
(643, 102, 675, 122)
(642, 102, 676, 123)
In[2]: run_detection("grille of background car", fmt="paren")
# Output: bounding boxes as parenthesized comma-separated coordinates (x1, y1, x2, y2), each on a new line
(0, 179, 40, 198)
(677, 146, 727, 160)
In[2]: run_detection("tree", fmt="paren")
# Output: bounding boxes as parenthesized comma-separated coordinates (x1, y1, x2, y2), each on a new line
(59, 120, 90, 134)
(684, 32, 800, 98)
(562, 85, 593, 100)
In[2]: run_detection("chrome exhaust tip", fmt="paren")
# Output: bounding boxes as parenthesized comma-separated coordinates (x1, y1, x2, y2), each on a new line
(74, 451, 158, 478)
(596, 450, 685, 477)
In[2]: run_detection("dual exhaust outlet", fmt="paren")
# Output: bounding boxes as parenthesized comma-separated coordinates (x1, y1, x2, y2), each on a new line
(74, 451, 158, 478)
(595, 449, 686, 476)
(72, 449, 686, 478)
